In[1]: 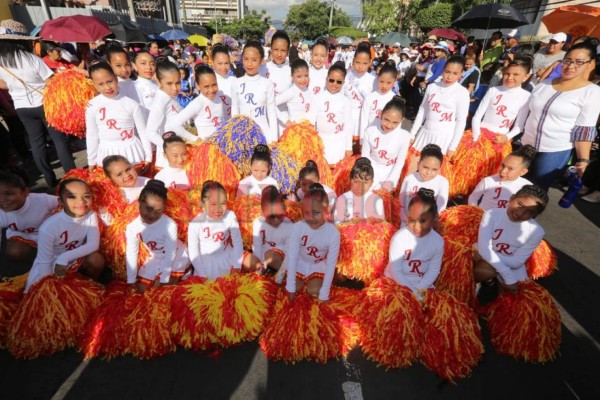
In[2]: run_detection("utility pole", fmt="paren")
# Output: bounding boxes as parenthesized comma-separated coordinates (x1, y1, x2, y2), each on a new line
(328, 0, 335, 33)
(182, 0, 188, 23)
(126, 0, 136, 22)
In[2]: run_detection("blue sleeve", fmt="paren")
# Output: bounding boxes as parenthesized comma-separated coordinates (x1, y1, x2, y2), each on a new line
(547, 62, 563, 80)
(429, 59, 446, 83)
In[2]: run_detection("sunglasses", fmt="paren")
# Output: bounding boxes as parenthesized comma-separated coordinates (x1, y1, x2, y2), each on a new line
(328, 78, 343, 84)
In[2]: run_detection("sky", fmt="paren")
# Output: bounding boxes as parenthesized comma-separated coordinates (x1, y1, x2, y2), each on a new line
(246, 0, 362, 23)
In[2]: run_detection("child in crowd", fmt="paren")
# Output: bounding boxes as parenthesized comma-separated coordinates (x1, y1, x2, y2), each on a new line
(345, 43, 376, 141)
(469, 145, 535, 211)
(125, 180, 190, 292)
(359, 62, 397, 135)
(237, 144, 279, 197)
(385, 188, 444, 300)
(25, 179, 104, 292)
(276, 59, 316, 125)
(286, 183, 340, 301)
(132, 50, 158, 113)
(103, 155, 149, 204)
(106, 43, 138, 102)
(153, 133, 190, 190)
(333, 157, 385, 223)
(308, 39, 329, 95)
(211, 44, 235, 116)
(361, 96, 410, 191)
(232, 40, 278, 142)
(0, 169, 58, 262)
(399, 144, 449, 223)
(188, 180, 244, 280)
(290, 160, 336, 209)
(469, 70, 493, 117)
(261, 30, 292, 135)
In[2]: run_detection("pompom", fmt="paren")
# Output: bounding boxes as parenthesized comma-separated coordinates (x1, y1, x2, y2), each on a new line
(7, 274, 104, 359)
(336, 218, 396, 282)
(526, 240, 558, 280)
(400, 147, 453, 193)
(231, 195, 263, 250)
(186, 142, 240, 201)
(375, 188, 402, 228)
(482, 281, 561, 363)
(165, 188, 193, 243)
(0, 273, 28, 348)
(206, 116, 266, 177)
(270, 144, 301, 194)
(419, 290, 484, 382)
(43, 70, 96, 138)
(331, 155, 359, 195)
(355, 278, 422, 368)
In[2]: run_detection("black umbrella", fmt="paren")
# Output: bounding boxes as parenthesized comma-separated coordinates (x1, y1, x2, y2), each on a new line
(453, 4, 529, 30)
(109, 20, 150, 44)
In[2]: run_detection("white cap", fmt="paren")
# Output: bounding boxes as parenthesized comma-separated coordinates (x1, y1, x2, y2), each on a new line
(393, 42, 401, 47)
(550, 32, 567, 43)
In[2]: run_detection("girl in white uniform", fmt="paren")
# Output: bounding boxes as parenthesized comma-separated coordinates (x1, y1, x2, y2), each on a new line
(188, 181, 244, 280)
(290, 161, 336, 210)
(170, 65, 227, 139)
(146, 60, 200, 168)
(125, 180, 189, 292)
(469, 145, 535, 211)
(132, 51, 157, 113)
(409, 55, 470, 168)
(314, 62, 353, 165)
(232, 40, 278, 142)
(345, 43, 377, 140)
(400, 144, 449, 223)
(211, 44, 235, 117)
(286, 183, 340, 301)
(25, 179, 105, 292)
(85, 62, 150, 170)
(308, 39, 329, 96)
(333, 158, 385, 223)
(106, 44, 139, 103)
(153, 133, 190, 190)
(237, 144, 279, 197)
(474, 185, 548, 293)
(103, 155, 150, 204)
(276, 59, 316, 125)
(0, 170, 58, 262)
(359, 62, 397, 135)
(361, 96, 411, 191)
(385, 188, 444, 300)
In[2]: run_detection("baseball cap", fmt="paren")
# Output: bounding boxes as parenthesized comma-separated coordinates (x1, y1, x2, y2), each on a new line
(433, 41, 449, 52)
(507, 29, 521, 40)
(393, 42, 401, 47)
(427, 35, 437, 41)
(550, 32, 567, 43)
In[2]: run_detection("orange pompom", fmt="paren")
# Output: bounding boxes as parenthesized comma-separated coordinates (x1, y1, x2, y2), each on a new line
(375, 188, 402, 228)
(165, 188, 193, 243)
(43, 70, 96, 138)
(186, 142, 240, 201)
(331, 155, 359, 195)
(0, 274, 28, 348)
(482, 281, 561, 363)
(526, 240, 558, 280)
(337, 218, 396, 282)
(419, 290, 484, 382)
(231, 195, 263, 250)
(355, 278, 422, 368)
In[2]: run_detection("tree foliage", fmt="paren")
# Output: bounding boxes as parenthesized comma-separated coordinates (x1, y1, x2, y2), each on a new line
(362, 0, 402, 36)
(330, 26, 368, 39)
(205, 9, 271, 40)
(285, 0, 352, 39)
(415, 3, 453, 32)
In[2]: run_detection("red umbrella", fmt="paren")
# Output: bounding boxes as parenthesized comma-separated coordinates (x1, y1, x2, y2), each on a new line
(40, 15, 111, 43)
(428, 28, 467, 43)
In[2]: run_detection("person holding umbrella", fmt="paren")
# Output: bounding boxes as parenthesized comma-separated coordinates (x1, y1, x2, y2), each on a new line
(0, 19, 75, 188)
(481, 31, 504, 70)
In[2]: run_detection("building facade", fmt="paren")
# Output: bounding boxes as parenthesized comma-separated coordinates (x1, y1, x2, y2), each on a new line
(179, 0, 244, 25)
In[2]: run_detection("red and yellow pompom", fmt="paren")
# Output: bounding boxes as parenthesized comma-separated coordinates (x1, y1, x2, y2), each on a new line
(43, 70, 96, 138)
(186, 142, 240, 201)
(165, 188, 193, 243)
(284, 200, 304, 222)
(355, 278, 422, 368)
(375, 188, 402, 228)
(231, 195, 263, 250)
(482, 281, 561, 363)
(0, 273, 28, 348)
(419, 290, 484, 382)
(526, 239, 558, 280)
(336, 218, 396, 282)
(331, 155, 359, 195)
(7, 274, 104, 359)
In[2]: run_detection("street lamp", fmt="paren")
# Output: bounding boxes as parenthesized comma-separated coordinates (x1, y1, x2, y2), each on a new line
(329, 0, 335, 33)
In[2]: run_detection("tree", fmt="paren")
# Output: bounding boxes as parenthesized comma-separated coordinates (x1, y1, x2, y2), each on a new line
(329, 26, 368, 39)
(415, 3, 453, 32)
(206, 9, 271, 40)
(285, 0, 352, 39)
(362, 0, 402, 36)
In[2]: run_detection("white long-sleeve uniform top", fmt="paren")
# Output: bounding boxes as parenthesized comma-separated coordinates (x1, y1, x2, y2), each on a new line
(275, 84, 316, 125)
(261, 61, 292, 135)
(146, 89, 198, 168)
(0, 193, 58, 244)
(252, 216, 294, 261)
(313, 89, 354, 164)
(285, 221, 340, 301)
(309, 66, 328, 96)
(345, 70, 377, 137)
(333, 190, 385, 224)
(237, 175, 279, 197)
(25, 210, 100, 292)
(231, 74, 278, 142)
(409, 81, 470, 153)
(133, 77, 158, 113)
(399, 173, 449, 221)
(361, 124, 410, 190)
(477, 208, 544, 285)
(187, 210, 244, 280)
(118, 77, 140, 103)
(216, 74, 236, 116)
(85, 93, 150, 166)
(468, 175, 532, 211)
(125, 215, 178, 284)
(170, 92, 227, 139)
(385, 227, 444, 297)
(153, 166, 190, 190)
(471, 85, 531, 141)
(359, 90, 395, 135)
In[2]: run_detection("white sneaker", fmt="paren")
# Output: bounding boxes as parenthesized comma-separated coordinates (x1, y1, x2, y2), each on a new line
(582, 191, 600, 203)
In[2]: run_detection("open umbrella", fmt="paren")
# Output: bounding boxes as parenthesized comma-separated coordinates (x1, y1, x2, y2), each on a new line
(109, 21, 149, 44)
(30, 25, 42, 37)
(377, 32, 411, 47)
(40, 15, 111, 42)
(337, 36, 353, 45)
(428, 28, 467, 43)
(542, 5, 600, 39)
(160, 29, 189, 41)
(148, 34, 167, 42)
(453, 4, 529, 30)
(189, 34, 210, 46)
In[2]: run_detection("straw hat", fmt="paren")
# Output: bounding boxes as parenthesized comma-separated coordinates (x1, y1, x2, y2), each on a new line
(0, 19, 36, 40)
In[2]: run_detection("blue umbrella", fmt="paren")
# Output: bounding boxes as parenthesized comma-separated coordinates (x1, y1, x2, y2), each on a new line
(148, 34, 167, 41)
(30, 25, 42, 37)
(160, 29, 189, 41)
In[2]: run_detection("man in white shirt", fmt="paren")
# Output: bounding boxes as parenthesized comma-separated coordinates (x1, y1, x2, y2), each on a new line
(388, 42, 401, 65)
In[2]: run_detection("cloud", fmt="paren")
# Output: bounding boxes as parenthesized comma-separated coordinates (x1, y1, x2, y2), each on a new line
(246, 0, 361, 21)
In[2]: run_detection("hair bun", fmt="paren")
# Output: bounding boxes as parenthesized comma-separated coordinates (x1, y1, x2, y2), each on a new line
(146, 179, 166, 189)
(162, 131, 176, 140)
(357, 42, 371, 50)
(422, 144, 442, 152)
(305, 160, 318, 168)
(355, 157, 372, 167)
(520, 144, 537, 160)
(417, 188, 435, 199)
(254, 144, 270, 154)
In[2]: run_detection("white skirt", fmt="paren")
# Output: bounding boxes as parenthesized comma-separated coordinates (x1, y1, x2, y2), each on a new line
(192, 247, 238, 281)
(138, 240, 190, 281)
(412, 126, 455, 155)
(319, 131, 347, 165)
(97, 136, 147, 166)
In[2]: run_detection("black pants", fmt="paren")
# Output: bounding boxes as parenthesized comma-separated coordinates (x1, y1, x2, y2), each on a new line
(15, 105, 75, 187)
(0, 114, 30, 163)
